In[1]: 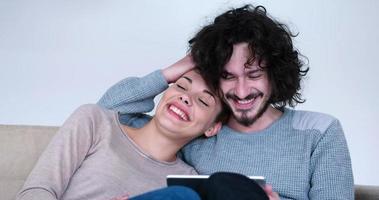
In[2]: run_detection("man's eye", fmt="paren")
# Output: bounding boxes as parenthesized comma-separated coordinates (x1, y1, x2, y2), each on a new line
(176, 84, 186, 90)
(248, 74, 262, 79)
(221, 72, 234, 80)
(199, 98, 209, 107)
(247, 70, 264, 79)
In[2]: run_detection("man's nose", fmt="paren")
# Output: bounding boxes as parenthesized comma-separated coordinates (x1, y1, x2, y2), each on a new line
(235, 79, 249, 99)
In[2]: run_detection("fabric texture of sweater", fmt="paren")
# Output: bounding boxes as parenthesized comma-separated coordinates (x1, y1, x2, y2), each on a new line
(17, 105, 196, 199)
(98, 70, 354, 200)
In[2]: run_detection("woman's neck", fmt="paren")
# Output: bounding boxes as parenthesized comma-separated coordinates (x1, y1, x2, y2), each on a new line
(121, 119, 185, 162)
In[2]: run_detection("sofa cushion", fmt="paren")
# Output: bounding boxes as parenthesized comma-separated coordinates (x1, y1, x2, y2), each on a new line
(0, 125, 58, 200)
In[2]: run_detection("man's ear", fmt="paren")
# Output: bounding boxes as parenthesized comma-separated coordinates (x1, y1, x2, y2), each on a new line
(204, 122, 222, 137)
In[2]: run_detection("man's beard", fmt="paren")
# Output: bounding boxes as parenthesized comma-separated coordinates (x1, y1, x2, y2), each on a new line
(234, 102, 269, 126)
(225, 92, 270, 127)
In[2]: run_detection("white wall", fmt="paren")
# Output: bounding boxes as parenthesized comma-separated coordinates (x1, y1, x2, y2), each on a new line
(1, 0, 378, 185)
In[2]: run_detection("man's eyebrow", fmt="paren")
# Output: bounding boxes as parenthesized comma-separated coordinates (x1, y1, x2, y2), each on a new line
(246, 68, 263, 73)
(182, 76, 192, 83)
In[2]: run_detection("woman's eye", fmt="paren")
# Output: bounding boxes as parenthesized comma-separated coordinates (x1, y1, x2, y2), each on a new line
(176, 84, 186, 90)
(199, 98, 209, 107)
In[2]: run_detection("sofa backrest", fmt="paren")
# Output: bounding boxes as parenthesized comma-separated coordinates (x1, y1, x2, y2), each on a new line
(0, 124, 58, 200)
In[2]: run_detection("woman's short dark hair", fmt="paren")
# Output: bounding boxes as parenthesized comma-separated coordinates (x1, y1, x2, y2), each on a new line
(189, 5, 309, 109)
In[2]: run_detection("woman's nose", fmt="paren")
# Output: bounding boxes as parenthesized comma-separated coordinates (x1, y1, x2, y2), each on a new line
(179, 95, 192, 106)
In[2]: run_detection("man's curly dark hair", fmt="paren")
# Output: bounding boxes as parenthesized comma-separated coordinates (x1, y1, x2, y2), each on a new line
(189, 4, 309, 109)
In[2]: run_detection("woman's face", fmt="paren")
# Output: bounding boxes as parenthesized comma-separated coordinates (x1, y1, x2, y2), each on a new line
(155, 70, 222, 141)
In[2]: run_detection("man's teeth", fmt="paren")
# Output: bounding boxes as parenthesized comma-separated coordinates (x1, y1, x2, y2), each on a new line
(237, 98, 254, 104)
(169, 105, 189, 121)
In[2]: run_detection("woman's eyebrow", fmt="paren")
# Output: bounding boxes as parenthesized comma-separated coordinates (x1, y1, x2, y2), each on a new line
(203, 90, 216, 99)
(182, 76, 192, 83)
(181, 76, 215, 100)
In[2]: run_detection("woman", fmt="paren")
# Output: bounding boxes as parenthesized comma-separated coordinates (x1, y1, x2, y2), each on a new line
(16, 56, 225, 200)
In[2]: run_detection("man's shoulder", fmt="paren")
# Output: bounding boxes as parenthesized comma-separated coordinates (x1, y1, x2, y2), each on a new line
(289, 109, 339, 133)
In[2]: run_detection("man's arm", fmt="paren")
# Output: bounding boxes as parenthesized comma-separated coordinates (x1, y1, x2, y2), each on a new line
(309, 120, 354, 200)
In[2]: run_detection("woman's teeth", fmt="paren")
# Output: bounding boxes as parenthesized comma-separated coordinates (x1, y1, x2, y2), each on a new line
(169, 105, 189, 121)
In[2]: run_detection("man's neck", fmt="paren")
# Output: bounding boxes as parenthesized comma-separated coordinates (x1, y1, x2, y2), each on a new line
(227, 106, 283, 133)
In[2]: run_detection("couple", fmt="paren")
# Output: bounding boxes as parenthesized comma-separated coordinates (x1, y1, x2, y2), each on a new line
(17, 4, 354, 200)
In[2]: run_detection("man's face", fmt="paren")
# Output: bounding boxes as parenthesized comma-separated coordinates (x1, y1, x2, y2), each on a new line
(220, 43, 272, 126)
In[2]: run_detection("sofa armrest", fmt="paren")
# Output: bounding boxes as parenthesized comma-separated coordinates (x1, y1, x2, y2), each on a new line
(355, 185, 379, 200)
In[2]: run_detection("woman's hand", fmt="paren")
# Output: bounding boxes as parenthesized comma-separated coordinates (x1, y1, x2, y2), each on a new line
(162, 54, 196, 83)
(264, 184, 280, 200)
(110, 193, 129, 200)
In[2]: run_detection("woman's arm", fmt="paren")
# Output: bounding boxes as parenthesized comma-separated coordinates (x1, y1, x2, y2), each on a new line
(97, 55, 195, 115)
(16, 105, 101, 200)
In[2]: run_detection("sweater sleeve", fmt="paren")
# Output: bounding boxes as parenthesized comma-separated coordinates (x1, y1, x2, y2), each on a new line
(97, 70, 168, 114)
(309, 120, 354, 200)
(16, 105, 102, 200)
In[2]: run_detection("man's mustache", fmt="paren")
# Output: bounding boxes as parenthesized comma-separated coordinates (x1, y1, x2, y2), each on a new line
(225, 92, 263, 101)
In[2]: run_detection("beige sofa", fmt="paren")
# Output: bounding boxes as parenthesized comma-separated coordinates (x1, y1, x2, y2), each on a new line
(1, 124, 379, 200)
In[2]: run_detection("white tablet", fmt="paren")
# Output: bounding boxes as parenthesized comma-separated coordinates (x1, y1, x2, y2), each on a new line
(166, 174, 266, 192)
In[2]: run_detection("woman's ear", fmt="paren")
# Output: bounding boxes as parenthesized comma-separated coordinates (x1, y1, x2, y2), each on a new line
(204, 122, 222, 137)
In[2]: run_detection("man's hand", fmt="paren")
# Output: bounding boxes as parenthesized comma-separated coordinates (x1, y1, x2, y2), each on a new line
(162, 54, 195, 83)
(264, 184, 280, 200)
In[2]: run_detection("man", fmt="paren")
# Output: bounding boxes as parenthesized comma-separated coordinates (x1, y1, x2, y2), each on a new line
(99, 4, 353, 200)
